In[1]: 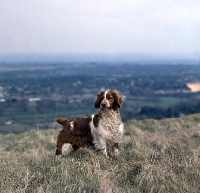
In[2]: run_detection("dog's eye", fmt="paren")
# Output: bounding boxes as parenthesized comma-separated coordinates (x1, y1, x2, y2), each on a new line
(108, 97, 113, 100)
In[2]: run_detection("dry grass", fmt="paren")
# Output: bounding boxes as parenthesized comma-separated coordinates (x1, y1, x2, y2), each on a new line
(0, 114, 200, 193)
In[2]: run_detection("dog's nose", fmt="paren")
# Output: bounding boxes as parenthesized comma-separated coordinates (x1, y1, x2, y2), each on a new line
(101, 103, 106, 108)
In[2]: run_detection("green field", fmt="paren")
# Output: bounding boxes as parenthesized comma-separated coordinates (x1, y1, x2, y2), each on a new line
(125, 96, 188, 108)
(1, 97, 188, 126)
(8, 110, 95, 125)
(0, 109, 96, 134)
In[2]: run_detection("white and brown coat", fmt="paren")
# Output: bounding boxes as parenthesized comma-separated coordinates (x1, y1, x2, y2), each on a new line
(55, 90, 124, 157)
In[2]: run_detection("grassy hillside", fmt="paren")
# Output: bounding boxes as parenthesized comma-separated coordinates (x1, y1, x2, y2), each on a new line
(0, 114, 200, 193)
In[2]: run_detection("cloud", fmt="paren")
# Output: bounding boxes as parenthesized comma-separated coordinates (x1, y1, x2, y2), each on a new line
(148, 5, 200, 24)
(0, 0, 200, 54)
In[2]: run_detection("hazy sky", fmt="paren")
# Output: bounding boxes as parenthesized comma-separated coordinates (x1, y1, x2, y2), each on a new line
(0, 0, 200, 55)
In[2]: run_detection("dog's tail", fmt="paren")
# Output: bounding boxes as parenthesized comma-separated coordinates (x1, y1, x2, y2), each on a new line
(57, 118, 69, 125)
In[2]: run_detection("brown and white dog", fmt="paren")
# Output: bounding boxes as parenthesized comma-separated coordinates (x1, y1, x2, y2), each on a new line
(55, 90, 124, 157)
(55, 117, 94, 155)
(90, 90, 124, 156)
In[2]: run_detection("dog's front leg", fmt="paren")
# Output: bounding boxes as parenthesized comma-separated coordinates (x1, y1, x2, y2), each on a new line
(95, 137, 107, 157)
(113, 143, 120, 156)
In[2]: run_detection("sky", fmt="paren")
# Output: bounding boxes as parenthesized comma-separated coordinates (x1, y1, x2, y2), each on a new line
(0, 0, 200, 57)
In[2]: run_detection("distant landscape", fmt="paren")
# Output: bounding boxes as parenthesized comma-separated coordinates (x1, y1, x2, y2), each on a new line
(0, 59, 200, 134)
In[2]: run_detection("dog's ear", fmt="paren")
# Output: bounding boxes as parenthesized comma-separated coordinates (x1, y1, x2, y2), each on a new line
(57, 118, 68, 125)
(94, 91, 104, 108)
(112, 90, 124, 109)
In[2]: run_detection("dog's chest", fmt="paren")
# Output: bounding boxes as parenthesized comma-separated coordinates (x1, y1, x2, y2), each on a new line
(98, 120, 123, 140)
(92, 110, 124, 141)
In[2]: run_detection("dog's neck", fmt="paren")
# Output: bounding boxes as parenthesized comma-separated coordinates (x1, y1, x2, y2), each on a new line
(101, 107, 121, 117)
(99, 109, 122, 127)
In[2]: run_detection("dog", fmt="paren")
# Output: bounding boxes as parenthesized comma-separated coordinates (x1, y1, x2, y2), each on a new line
(90, 89, 124, 156)
(55, 89, 124, 157)
(55, 117, 94, 155)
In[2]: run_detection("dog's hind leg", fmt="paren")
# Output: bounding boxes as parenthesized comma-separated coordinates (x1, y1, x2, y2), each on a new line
(56, 141, 64, 155)
(55, 131, 65, 155)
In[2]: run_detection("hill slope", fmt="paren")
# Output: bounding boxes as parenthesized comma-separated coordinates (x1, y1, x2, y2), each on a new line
(0, 114, 200, 193)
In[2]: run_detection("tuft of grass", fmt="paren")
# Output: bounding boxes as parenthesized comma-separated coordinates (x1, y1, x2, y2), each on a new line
(0, 114, 200, 192)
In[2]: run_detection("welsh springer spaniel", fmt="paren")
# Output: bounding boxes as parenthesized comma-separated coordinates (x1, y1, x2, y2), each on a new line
(55, 117, 94, 155)
(55, 90, 124, 157)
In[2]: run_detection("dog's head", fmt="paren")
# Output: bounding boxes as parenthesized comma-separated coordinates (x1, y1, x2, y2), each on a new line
(94, 90, 124, 111)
